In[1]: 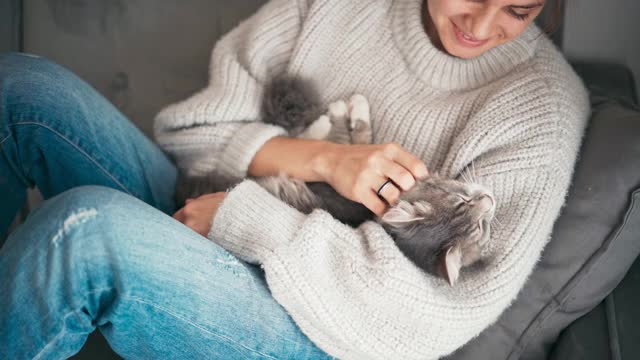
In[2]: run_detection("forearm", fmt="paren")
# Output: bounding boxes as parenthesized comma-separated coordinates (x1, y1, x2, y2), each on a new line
(248, 136, 339, 182)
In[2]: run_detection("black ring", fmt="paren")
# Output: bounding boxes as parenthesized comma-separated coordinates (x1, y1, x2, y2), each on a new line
(377, 179, 393, 196)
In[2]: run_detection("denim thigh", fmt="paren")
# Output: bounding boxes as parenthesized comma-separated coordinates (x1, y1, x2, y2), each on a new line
(0, 186, 333, 359)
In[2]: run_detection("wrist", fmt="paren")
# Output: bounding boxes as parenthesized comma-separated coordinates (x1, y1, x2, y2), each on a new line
(310, 142, 341, 183)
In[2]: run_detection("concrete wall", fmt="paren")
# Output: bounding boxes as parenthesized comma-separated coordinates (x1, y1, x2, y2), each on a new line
(563, 0, 640, 102)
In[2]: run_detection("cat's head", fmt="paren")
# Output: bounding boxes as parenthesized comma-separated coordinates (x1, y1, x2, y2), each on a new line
(377, 175, 495, 286)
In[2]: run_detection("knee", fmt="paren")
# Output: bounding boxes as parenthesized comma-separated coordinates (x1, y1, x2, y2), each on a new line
(3, 187, 136, 269)
(0, 51, 45, 65)
(0, 52, 89, 112)
(0, 52, 65, 84)
(28, 186, 151, 249)
(9, 185, 185, 285)
(40, 185, 128, 209)
(28, 186, 207, 284)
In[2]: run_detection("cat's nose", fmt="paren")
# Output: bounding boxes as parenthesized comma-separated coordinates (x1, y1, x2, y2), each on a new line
(475, 194, 494, 214)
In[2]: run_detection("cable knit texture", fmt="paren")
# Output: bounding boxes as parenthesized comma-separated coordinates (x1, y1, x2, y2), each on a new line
(154, 0, 590, 358)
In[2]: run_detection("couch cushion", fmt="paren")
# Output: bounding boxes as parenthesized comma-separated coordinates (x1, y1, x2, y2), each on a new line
(550, 245, 640, 360)
(444, 94, 640, 359)
(572, 62, 638, 107)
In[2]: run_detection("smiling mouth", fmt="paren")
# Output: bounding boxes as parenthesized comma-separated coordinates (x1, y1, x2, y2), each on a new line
(451, 21, 489, 47)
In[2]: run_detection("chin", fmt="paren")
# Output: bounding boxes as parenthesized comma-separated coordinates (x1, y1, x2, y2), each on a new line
(442, 43, 487, 59)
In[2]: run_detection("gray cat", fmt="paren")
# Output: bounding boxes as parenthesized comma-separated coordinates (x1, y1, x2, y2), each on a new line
(176, 76, 496, 286)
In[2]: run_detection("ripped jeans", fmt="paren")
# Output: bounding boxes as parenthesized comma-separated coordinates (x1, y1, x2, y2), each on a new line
(0, 53, 332, 359)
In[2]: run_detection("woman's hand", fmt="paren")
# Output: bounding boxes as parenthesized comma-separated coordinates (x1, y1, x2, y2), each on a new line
(313, 142, 430, 217)
(173, 192, 227, 237)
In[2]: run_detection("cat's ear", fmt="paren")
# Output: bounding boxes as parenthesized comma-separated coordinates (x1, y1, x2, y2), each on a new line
(439, 245, 462, 286)
(380, 201, 430, 226)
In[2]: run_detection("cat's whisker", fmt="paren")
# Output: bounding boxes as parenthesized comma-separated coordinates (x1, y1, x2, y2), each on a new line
(486, 219, 501, 233)
(492, 214, 504, 229)
(460, 169, 471, 184)
(464, 166, 475, 184)
(491, 221, 501, 231)
(470, 160, 479, 183)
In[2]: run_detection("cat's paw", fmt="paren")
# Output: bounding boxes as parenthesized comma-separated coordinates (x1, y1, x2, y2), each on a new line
(348, 94, 372, 144)
(301, 114, 332, 140)
(348, 94, 370, 130)
(328, 100, 349, 123)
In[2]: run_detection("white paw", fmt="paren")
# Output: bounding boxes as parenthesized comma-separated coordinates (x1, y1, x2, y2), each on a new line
(328, 100, 349, 120)
(348, 94, 370, 129)
(302, 115, 332, 139)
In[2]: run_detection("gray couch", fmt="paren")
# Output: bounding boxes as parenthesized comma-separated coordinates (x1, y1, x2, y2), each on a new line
(2, 1, 639, 359)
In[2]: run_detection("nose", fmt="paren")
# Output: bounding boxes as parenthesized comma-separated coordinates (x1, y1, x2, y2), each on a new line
(474, 194, 495, 214)
(468, 7, 499, 40)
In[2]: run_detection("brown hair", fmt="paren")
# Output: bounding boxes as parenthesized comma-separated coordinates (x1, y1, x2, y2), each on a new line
(539, 0, 566, 35)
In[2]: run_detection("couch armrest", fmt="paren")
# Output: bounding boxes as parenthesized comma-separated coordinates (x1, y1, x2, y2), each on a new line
(550, 62, 640, 360)
(571, 61, 639, 107)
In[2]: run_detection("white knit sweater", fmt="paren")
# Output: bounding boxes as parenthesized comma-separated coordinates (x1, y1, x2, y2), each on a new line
(154, 0, 590, 358)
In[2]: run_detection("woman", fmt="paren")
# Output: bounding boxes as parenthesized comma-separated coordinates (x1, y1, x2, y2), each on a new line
(0, 0, 589, 358)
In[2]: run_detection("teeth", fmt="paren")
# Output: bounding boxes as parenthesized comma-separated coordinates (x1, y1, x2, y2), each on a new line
(457, 26, 474, 41)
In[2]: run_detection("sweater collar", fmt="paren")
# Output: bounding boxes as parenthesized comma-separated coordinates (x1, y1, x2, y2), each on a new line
(390, 0, 541, 90)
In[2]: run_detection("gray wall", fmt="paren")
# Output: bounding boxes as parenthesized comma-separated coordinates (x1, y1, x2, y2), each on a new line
(0, 0, 21, 53)
(563, 0, 640, 102)
(22, 0, 266, 137)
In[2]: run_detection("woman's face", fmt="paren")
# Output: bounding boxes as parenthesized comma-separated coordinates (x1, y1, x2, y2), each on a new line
(424, 0, 545, 59)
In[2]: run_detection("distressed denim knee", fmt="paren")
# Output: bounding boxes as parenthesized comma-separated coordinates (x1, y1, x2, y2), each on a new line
(12, 185, 240, 288)
(15, 186, 149, 260)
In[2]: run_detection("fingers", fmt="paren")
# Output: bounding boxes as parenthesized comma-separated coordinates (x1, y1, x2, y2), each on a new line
(383, 143, 429, 180)
(376, 178, 401, 207)
(363, 174, 401, 216)
(173, 193, 226, 237)
(173, 207, 186, 222)
(377, 157, 418, 191)
(362, 189, 389, 217)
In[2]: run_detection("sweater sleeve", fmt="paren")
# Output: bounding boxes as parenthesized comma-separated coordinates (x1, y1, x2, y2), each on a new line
(209, 168, 561, 359)
(208, 81, 590, 359)
(153, 0, 308, 178)
(209, 154, 580, 360)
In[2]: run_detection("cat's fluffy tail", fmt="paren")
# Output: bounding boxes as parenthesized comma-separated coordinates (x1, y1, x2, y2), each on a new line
(261, 75, 324, 137)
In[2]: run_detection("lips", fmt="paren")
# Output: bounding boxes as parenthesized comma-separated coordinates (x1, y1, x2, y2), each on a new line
(451, 21, 489, 48)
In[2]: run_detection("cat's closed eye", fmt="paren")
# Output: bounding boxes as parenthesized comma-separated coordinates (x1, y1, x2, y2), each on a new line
(457, 195, 471, 203)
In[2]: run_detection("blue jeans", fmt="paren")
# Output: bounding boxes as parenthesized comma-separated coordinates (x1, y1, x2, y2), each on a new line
(0, 52, 332, 359)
